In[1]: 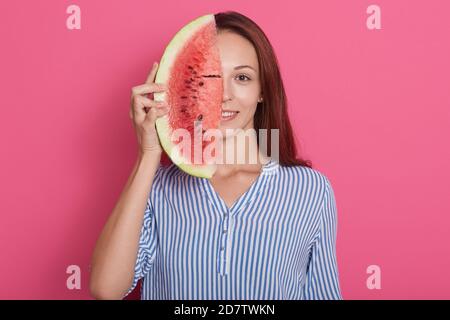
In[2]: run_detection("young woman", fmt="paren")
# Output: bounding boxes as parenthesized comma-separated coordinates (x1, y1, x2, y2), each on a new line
(89, 11, 342, 300)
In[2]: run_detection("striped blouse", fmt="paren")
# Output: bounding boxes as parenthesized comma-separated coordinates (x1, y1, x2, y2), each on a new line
(124, 158, 342, 300)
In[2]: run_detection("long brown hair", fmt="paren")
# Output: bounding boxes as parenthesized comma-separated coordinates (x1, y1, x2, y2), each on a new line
(215, 11, 312, 168)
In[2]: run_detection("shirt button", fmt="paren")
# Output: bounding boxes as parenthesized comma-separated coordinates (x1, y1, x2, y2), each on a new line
(223, 229, 227, 233)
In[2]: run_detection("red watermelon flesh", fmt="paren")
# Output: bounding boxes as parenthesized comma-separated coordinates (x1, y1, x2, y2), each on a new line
(154, 14, 223, 178)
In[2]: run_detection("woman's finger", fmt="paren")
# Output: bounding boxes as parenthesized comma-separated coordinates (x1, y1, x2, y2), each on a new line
(131, 82, 166, 96)
(145, 62, 159, 84)
(132, 95, 167, 122)
(143, 105, 170, 126)
(134, 95, 168, 109)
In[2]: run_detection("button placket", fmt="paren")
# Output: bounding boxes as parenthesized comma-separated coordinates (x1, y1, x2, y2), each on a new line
(223, 211, 229, 232)
(224, 214, 234, 275)
(202, 159, 279, 276)
(218, 209, 230, 275)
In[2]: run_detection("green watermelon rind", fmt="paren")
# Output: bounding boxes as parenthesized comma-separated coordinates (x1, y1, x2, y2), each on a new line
(154, 14, 218, 179)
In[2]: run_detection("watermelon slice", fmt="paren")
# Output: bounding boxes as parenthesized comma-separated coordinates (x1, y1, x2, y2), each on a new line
(154, 14, 223, 178)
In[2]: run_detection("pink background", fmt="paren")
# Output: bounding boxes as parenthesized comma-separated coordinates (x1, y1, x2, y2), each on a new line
(1, 0, 449, 299)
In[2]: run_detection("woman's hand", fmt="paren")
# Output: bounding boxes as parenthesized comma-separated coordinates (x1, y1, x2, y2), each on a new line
(129, 62, 169, 156)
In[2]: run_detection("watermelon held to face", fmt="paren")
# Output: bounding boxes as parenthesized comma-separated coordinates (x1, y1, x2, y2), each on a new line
(154, 14, 223, 179)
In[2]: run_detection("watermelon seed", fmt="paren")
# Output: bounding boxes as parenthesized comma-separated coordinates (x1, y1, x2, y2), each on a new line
(192, 96, 197, 99)
(199, 82, 204, 86)
(188, 65, 193, 70)
(197, 114, 203, 121)
(201, 74, 221, 78)
(180, 96, 188, 99)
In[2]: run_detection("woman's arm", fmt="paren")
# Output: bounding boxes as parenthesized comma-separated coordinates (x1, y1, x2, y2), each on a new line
(89, 151, 161, 300)
(301, 177, 343, 300)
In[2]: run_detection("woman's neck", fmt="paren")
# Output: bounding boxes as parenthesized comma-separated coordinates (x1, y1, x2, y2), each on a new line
(213, 130, 270, 178)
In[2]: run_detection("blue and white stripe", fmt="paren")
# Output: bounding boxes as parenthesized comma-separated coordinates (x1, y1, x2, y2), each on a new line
(125, 159, 342, 300)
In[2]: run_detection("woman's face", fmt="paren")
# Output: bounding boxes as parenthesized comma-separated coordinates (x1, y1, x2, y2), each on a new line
(216, 31, 262, 138)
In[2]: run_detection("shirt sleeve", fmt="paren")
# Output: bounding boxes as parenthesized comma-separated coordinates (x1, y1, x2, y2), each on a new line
(122, 164, 162, 298)
(301, 177, 343, 300)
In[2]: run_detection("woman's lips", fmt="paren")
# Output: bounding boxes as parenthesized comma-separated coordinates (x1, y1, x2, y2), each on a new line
(221, 110, 239, 121)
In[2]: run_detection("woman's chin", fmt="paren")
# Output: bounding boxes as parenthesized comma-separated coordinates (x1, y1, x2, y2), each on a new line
(218, 127, 244, 139)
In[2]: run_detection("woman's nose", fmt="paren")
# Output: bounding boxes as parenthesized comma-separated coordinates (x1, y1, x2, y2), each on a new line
(222, 77, 232, 103)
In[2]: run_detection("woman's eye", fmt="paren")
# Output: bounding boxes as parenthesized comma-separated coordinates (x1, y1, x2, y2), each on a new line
(236, 74, 251, 82)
